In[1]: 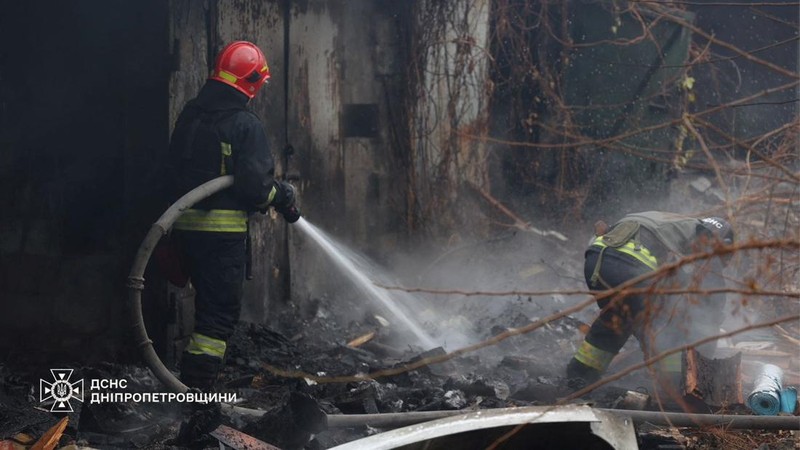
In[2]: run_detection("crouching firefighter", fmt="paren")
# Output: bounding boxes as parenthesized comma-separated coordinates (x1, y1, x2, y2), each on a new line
(566, 211, 734, 391)
(165, 41, 301, 391)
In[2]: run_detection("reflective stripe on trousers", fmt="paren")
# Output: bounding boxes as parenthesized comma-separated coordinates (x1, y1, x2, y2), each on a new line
(186, 332, 227, 358)
(174, 209, 247, 233)
(574, 340, 616, 372)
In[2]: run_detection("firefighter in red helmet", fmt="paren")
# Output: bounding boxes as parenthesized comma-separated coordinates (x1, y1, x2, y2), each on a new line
(165, 41, 300, 391)
(566, 211, 734, 392)
(210, 41, 272, 98)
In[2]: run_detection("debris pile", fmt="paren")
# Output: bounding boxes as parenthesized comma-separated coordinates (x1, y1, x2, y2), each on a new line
(1, 312, 799, 449)
(0, 231, 797, 449)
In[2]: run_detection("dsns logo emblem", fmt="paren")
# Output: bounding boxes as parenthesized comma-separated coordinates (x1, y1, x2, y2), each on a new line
(40, 369, 84, 412)
(702, 218, 724, 229)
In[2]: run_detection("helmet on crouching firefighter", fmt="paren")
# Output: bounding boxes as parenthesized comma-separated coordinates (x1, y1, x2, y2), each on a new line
(696, 216, 735, 265)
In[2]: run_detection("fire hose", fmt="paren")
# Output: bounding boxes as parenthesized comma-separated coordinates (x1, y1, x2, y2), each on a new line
(126, 175, 235, 394)
(127, 176, 799, 431)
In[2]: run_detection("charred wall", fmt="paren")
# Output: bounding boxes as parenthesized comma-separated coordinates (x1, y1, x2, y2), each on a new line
(0, 1, 169, 362)
(0, 0, 420, 363)
(0, 0, 500, 363)
(406, 0, 493, 239)
(286, 0, 415, 308)
(161, 0, 290, 363)
(165, 0, 415, 344)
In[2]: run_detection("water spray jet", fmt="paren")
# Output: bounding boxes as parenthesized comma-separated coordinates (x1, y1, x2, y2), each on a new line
(295, 218, 439, 350)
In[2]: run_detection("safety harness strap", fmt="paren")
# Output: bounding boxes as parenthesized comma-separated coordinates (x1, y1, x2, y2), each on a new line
(590, 246, 610, 288)
(220, 142, 232, 175)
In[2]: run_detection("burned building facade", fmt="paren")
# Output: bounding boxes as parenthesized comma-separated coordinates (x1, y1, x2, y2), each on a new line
(0, 0, 796, 371)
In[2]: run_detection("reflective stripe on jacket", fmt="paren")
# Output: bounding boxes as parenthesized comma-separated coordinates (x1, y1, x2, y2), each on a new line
(166, 81, 276, 214)
(590, 235, 658, 270)
(174, 209, 247, 233)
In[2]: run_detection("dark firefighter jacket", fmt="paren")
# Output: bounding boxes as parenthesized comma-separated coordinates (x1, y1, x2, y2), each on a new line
(166, 80, 281, 233)
(575, 211, 728, 374)
(590, 211, 728, 312)
(590, 211, 719, 270)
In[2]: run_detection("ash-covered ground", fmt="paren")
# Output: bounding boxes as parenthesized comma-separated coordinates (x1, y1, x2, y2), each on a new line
(214, 227, 607, 447)
(0, 229, 629, 449)
(1, 224, 796, 449)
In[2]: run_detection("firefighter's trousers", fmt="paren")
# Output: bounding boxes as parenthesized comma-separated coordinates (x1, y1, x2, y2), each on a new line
(175, 230, 246, 390)
(567, 247, 687, 385)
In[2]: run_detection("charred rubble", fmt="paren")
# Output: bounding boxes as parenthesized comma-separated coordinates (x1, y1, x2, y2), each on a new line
(1, 307, 798, 450)
(0, 311, 609, 449)
(2, 226, 799, 449)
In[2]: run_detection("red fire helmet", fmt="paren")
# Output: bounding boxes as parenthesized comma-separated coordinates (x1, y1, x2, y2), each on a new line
(210, 41, 271, 98)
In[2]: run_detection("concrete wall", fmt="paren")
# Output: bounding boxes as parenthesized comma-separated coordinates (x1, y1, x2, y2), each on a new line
(286, 0, 414, 307)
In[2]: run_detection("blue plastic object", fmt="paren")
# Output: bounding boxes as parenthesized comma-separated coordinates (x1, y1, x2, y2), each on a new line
(749, 390, 781, 415)
(780, 387, 797, 414)
(747, 364, 783, 415)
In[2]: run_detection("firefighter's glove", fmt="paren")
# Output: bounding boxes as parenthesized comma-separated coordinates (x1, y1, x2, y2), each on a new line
(277, 204, 301, 223)
(272, 181, 301, 223)
(271, 180, 295, 208)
